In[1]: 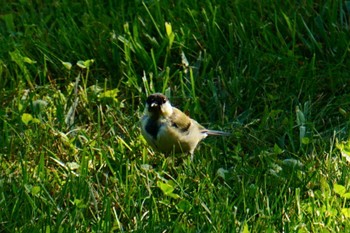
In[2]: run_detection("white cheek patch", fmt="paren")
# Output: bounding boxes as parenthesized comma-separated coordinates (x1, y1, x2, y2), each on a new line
(161, 101, 173, 117)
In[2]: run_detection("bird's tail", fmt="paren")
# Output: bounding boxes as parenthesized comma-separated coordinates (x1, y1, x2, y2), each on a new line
(205, 130, 230, 136)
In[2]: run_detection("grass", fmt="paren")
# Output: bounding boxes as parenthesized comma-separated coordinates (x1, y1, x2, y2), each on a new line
(1, 0, 350, 232)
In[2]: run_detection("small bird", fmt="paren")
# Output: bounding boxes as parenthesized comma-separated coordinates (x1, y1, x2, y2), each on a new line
(141, 93, 229, 159)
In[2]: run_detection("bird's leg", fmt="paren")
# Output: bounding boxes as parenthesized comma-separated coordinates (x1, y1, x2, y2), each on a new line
(190, 152, 194, 162)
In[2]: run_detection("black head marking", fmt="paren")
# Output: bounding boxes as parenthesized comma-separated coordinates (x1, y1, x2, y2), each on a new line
(144, 93, 168, 138)
(146, 93, 168, 113)
(145, 118, 159, 139)
(146, 93, 167, 105)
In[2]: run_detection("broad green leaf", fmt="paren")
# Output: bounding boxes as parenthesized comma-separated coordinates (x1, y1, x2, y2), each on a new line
(83, 59, 94, 67)
(98, 89, 119, 99)
(282, 159, 303, 168)
(177, 199, 192, 212)
(167, 192, 180, 199)
(157, 181, 179, 198)
(77, 59, 94, 69)
(242, 222, 250, 233)
(342, 208, 350, 218)
(334, 184, 346, 196)
(18, 102, 23, 111)
(74, 198, 87, 209)
(32, 118, 40, 124)
(140, 164, 152, 171)
(273, 143, 283, 154)
(22, 113, 33, 125)
(23, 56, 37, 64)
(165, 22, 172, 37)
(62, 61, 72, 70)
(31, 186, 41, 195)
(301, 137, 310, 145)
(77, 60, 86, 69)
(157, 181, 174, 195)
(66, 162, 80, 170)
(217, 168, 228, 179)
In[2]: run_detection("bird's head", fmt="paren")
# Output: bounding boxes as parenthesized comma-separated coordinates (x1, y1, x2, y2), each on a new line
(145, 93, 173, 117)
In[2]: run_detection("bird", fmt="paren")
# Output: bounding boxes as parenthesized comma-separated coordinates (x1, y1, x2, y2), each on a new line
(141, 93, 229, 159)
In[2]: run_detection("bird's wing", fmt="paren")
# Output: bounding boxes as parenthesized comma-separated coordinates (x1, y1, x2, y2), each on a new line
(168, 108, 192, 132)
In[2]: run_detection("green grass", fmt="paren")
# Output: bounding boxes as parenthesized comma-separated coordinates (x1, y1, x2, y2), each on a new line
(1, 0, 350, 232)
